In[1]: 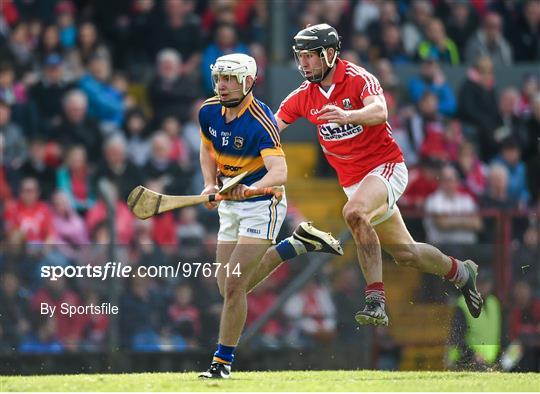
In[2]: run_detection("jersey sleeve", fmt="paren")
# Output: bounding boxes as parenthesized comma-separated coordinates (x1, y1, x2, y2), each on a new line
(358, 71, 384, 101)
(256, 119, 285, 158)
(276, 84, 306, 124)
(198, 106, 212, 148)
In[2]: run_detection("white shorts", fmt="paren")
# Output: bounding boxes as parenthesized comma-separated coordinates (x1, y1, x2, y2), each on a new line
(217, 194, 287, 243)
(343, 162, 408, 226)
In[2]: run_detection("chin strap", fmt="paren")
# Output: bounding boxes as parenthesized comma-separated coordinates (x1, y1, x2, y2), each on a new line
(219, 82, 255, 108)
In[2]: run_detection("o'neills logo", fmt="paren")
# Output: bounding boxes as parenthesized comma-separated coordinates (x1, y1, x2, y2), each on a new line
(319, 123, 363, 141)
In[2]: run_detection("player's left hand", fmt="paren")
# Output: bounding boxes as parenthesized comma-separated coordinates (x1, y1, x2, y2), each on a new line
(317, 104, 351, 125)
(226, 184, 257, 201)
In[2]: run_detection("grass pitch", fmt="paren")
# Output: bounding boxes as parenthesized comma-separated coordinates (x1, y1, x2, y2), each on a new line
(1, 370, 539, 392)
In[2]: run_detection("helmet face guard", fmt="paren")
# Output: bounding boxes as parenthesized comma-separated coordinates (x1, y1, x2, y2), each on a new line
(293, 46, 338, 83)
(210, 58, 256, 108)
(211, 72, 246, 108)
(292, 24, 341, 83)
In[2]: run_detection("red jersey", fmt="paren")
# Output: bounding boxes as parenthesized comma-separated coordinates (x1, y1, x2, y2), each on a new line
(4, 200, 54, 242)
(277, 59, 403, 187)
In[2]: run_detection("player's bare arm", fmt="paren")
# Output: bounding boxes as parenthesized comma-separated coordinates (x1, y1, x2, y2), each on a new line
(227, 155, 287, 200)
(199, 139, 219, 209)
(317, 95, 388, 126)
(275, 116, 290, 132)
(434, 214, 483, 231)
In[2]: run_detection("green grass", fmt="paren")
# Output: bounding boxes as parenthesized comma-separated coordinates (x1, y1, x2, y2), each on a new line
(1, 370, 539, 392)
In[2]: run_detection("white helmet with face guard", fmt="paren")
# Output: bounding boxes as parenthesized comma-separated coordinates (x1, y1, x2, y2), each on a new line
(210, 53, 257, 107)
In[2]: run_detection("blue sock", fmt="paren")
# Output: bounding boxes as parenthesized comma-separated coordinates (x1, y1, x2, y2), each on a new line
(213, 343, 235, 364)
(275, 238, 301, 261)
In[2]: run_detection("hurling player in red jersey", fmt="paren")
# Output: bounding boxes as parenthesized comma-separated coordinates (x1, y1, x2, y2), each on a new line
(270, 24, 483, 326)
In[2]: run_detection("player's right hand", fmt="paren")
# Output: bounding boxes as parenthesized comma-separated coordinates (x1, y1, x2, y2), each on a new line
(201, 185, 219, 210)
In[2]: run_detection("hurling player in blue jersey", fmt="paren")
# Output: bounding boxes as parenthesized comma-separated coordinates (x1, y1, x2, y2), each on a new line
(198, 54, 343, 379)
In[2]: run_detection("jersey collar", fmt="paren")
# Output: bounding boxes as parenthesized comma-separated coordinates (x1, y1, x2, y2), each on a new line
(221, 94, 254, 118)
(331, 58, 346, 84)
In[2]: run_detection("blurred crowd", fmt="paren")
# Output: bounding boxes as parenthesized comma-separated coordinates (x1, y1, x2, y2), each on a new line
(0, 0, 539, 371)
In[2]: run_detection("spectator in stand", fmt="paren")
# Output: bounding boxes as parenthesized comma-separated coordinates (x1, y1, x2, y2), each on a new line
(182, 99, 205, 193)
(523, 93, 540, 162)
(365, 0, 400, 49)
(167, 282, 201, 348)
(517, 74, 539, 118)
(17, 138, 56, 200)
(400, 158, 440, 210)
(353, 0, 380, 33)
(526, 137, 540, 205)
(0, 163, 12, 203)
(130, 218, 167, 269)
(508, 281, 540, 372)
(424, 165, 483, 246)
(0, 62, 38, 137)
(152, 0, 202, 76)
(5, 22, 35, 74)
(53, 90, 103, 161)
(162, 116, 191, 171)
(455, 141, 487, 199)
(148, 49, 199, 126)
(55, 1, 77, 50)
(119, 276, 165, 349)
(201, 23, 249, 94)
(0, 97, 27, 170)
(73, 21, 111, 68)
(458, 57, 500, 161)
(122, 108, 151, 167)
(176, 206, 205, 260)
(332, 264, 364, 344)
(79, 290, 110, 352)
(403, 91, 445, 157)
(78, 53, 124, 128)
(349, 32, 372, 64)
(375, 58, 401, 104)
(0, 271, 30, 351)
(512, 226, 539, 289)
(3, 178, 55, 244)
(30, 277, 85, 351)
(480, 163, 515, 210)
(491, 138, 530, 209)
(494, 87, 524, 149)
(417, 18, 460, 65)
(408, 57, 457, 116)
(420, 118, 463, 164)
(511, 0, 540, 62)
(35, 24, 62, 66)
(30, 54, 74, 134)
(56, 145, 95, 214)
(50, 191, 89, 262)
(283, 279, 336, 347)
(95, 134, 140, 202)
(401, 0, 433, 57)
(86, 183, 134, 245)
(246, 279, 282, 349)
(142, 179, 177, 252)
(443, 0, 478, 60)
(377, 22, 409, 64)
(464, 12, 513, 65)
(201, 0, 259, 41)
(143, 132, 192, 196)
(19, 319, 64, 354)
(319, 0, 353, 50)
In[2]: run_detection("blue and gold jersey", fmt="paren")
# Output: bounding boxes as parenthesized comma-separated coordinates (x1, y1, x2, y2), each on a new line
(199, 95, 284, 200)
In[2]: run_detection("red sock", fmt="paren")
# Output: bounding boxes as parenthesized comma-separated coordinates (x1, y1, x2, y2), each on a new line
(365, 281, 385, 303)
(444, 257, 458, 280)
